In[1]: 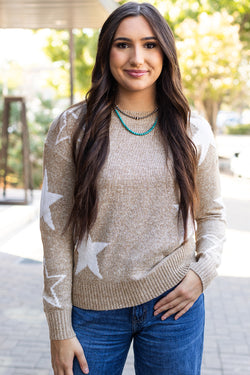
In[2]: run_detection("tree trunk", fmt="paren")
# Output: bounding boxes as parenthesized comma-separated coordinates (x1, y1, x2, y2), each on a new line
(202, 98, 221, 134)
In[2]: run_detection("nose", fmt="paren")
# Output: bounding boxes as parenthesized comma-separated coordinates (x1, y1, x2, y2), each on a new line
(129, 45, 144, 67)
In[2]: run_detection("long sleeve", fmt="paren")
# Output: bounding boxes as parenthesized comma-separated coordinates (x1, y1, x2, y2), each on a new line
(40, 108, 78, 340)
(189, 115, 226, 290)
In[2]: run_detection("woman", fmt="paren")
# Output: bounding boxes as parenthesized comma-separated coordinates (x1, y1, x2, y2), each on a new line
(40, 2, 225, 375)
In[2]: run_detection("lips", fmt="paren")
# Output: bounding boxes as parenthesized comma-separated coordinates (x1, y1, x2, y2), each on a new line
(125, 70, 148, 78)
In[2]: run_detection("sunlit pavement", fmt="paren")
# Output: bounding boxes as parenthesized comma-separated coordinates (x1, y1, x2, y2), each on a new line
(0, 173, 250, 374)
(219, 174, 250, 278)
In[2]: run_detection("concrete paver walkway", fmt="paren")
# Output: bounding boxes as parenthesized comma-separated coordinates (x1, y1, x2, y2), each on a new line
(0, 173, 250, 375)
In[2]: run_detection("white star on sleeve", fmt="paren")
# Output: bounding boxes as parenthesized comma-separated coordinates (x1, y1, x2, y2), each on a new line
(55, 108, 80, 145)
(55, 112, 70, 146)
(43, 264, 66, 308)
(192, 116, 216, 166)
(40, 169, 63, 230)
(197, 233, 226, 265)
(75, 235, 109, 279)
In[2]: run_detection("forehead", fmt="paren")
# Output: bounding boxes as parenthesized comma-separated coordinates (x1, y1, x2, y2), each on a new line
(114, 16, 155, 38)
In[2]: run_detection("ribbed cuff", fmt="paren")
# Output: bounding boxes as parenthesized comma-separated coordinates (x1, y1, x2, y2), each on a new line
(45, 308, 76, 340)
(189, 259, 217, 291)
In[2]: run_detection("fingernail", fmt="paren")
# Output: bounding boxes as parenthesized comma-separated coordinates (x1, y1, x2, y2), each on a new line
(84, 367, 89, 374)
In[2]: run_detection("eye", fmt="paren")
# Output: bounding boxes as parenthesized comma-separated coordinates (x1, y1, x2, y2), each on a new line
(145, 42, 157, 49)
(115, 42, 129, 49)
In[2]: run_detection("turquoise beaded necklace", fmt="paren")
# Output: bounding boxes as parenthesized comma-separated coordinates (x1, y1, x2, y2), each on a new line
(114, 109, 157, 136)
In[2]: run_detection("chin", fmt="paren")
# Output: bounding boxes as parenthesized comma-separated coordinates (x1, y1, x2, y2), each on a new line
(124, 83, 151, 92)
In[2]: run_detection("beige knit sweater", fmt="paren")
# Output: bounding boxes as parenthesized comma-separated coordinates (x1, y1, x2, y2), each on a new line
(40, 102, 225, 340)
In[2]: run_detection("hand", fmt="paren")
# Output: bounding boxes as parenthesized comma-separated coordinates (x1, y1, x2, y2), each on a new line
(51, 336, 89, 375)
(154, 270, 203, 320)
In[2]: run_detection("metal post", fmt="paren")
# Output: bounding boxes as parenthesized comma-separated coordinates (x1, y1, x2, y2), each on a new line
(21, 100, 30, 204)
(1, 100, 10, 197)
(69, 29, 74, 106)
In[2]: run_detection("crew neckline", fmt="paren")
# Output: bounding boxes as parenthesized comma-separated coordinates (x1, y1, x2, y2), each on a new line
(114, 106, 158, 117)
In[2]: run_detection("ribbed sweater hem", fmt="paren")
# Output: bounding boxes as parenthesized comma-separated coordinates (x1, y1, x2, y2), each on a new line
(72, 242, 196, 310)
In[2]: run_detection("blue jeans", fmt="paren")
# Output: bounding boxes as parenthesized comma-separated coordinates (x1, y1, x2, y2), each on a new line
(72, 289, 205, 375)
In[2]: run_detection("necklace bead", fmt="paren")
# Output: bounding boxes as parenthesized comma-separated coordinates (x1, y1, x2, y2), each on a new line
(114, 109, 157, 136)
(115, 105, 158, 120)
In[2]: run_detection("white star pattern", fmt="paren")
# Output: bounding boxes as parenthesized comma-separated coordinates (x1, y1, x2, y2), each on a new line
(43, 264, 66, 308)
(197, 233, 226, 265)
(55, 108, 79, 146)
(40, 169, 63, 230)
(191, 115, 216, 166)
(75, 235, 109, 279)
(197, 233, 225, 250)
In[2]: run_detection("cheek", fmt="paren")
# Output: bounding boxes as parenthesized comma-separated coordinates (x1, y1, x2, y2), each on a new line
(150, 51, 164, 74)
(109, 49, 125, 71)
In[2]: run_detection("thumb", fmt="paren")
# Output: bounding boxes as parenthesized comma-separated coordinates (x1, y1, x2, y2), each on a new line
(75, 347, 89, 374)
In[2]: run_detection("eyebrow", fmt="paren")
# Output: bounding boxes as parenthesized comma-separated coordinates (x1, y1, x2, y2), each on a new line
(113, 36, 157, 42)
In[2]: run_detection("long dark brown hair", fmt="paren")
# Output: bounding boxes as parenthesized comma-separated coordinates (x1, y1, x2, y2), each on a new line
(69, 2, 198, 246)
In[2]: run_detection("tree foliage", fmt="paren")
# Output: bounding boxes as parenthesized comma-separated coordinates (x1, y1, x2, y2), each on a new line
(28, 95, 56, 188)
(123, 0, 250, 49)
(43, 29, 98, 98)
(206, 0, 250, 49)
(176, 11, 244, 132)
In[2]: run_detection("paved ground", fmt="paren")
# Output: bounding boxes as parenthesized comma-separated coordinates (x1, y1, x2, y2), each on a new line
(0, 173, 250, 375)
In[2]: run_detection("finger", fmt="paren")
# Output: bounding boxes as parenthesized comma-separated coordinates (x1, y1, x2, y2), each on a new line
(154, 289, 180, 309)
(174, 302, 194, 320)
(154, 296, 183, 315)
(161, 301, 188, 320)
(75, 349, 89, 374)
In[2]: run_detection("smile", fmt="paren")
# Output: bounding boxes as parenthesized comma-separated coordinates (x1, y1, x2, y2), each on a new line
(125, 70, 148, 78)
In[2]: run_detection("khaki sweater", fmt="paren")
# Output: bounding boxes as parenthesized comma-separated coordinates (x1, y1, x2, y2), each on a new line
(40, 103, 225, 340)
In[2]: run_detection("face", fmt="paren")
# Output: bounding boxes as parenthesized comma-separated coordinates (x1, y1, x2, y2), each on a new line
(109, 16, 163, 96)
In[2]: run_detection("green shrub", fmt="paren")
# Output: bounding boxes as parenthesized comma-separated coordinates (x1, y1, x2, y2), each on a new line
(226, 124, 250, 135)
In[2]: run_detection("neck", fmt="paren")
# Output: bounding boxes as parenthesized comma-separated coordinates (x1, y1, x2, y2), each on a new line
(116, 88, 157, 112)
